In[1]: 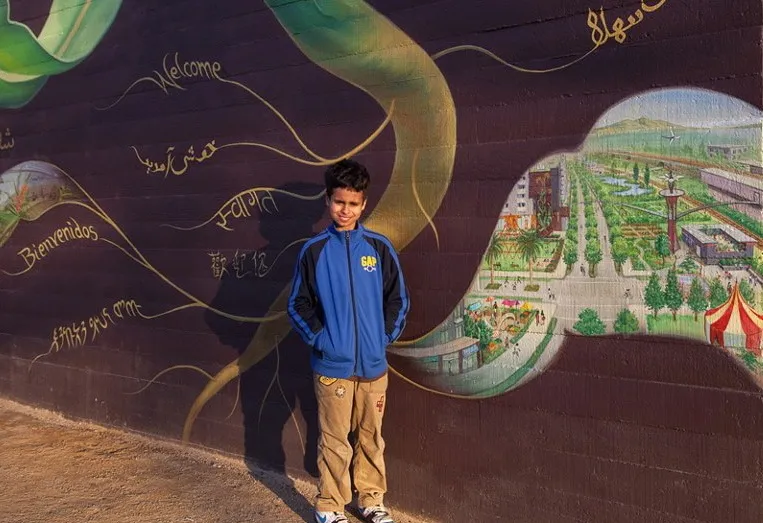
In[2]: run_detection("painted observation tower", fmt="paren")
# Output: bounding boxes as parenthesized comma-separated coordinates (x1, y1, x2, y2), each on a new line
(659, 171, 684, 253)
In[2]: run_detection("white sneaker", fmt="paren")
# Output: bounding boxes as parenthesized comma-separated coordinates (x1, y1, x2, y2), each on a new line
(360, 505, 395, 523)
(314, 511, 348, 523)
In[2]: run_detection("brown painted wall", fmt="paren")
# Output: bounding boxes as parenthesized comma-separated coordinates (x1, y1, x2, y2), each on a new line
(0, 1, 761, 521)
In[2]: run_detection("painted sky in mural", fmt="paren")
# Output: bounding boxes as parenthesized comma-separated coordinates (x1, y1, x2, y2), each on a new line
(389, 88, 763, 397)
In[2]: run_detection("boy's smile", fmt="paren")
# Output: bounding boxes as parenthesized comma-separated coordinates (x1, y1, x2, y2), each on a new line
(328, 187, 366, 231)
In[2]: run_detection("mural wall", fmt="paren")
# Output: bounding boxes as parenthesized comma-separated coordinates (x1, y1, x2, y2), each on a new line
(0, 0, 762, 521)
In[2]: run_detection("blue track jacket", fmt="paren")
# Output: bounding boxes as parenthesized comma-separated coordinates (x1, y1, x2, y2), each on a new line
(287, 223, 410, 379)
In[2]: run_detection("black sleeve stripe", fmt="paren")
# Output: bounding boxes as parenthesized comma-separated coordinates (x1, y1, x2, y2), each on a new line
(287, 235, 329, 345)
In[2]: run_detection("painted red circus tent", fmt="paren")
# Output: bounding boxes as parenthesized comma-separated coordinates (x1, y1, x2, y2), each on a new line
(704, 284, 763, 357)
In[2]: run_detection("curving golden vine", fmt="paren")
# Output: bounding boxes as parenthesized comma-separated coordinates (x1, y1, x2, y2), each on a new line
(431, 44, 598, 73)
(180, 0, 655, 435)
(180, 0, 458, 442)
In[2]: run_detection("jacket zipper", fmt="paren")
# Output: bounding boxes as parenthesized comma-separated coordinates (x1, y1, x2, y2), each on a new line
(345, 231, 360, 375)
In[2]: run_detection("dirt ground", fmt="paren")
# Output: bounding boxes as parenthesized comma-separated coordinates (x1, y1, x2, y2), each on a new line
(0, 398, 428, 523)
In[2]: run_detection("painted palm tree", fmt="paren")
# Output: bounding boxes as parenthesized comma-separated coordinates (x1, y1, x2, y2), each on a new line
(515, 228, 543, 284)
(484, 231, 509, 287)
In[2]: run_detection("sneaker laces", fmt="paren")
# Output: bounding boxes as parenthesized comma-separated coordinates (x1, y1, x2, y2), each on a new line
(362, 505, 394, 523)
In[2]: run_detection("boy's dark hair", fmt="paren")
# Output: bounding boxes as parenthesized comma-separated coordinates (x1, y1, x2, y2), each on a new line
(324, 159, 370, 198)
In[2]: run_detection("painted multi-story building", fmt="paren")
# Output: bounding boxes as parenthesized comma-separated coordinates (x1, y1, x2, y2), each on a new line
(497, 172, 534, 232)
(497, 160, 570, 233)
(528, 164, 570, 232)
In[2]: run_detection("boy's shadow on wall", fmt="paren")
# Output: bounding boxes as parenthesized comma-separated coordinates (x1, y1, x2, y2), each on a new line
(204, 182, 327, 518)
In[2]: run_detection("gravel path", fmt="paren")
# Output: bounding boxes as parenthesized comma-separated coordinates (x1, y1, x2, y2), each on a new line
(0, 398, 427, 523)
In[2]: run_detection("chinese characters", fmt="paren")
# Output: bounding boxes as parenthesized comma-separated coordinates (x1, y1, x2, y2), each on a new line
(208, 250, 270, 279)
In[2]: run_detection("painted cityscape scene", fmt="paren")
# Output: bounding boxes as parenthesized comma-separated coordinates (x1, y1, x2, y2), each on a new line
(389, 88, 763, 397)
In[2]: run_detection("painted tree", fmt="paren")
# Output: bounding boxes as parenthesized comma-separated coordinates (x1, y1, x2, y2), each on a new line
(563, 244, 578, 273)
(708, 277, 728, 308)
(515, 228, 542, 284)
(535, 189, 552, 234)
(678, 257, 698, 274)
(645, 272, 665, 317)
(463, 313, 477, 338)
(611, 237, 629, 273)
(739, 279, 755, 305)
(687, 278, 709, 321)
(464, 314, 493, 350)
(585, 240, 603, 277)
(609, 225, 622, 244)
(664, 268, 684, 320)
(484, 232, 508, 287)
(632, 163, 639, 184)
(566, 227, 577, 243)
(476, 320, 494, 350)
(614, 308, 640, 334)
(644, 165, 651, 186)
(574, 308, 606, 336)
(654, 233, 671, 265)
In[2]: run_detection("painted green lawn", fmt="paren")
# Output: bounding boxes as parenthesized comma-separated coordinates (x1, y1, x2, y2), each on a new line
(638, 238, 672, 270)
(646, 313, 706, 340)
(484, 239, 561, 271)
(626, 241, 647, 271)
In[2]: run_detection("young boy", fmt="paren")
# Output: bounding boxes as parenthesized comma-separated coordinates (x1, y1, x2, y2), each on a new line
(287, 159, 409, 523)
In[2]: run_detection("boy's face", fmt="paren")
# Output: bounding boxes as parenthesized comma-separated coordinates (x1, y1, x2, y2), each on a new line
(327, 187, 366, 231)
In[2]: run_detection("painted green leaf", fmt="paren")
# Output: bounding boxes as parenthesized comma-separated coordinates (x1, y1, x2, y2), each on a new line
(0, 0, 122, 108)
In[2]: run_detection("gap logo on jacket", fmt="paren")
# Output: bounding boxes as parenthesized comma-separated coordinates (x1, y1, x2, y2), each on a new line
(287, 223, 410, 379)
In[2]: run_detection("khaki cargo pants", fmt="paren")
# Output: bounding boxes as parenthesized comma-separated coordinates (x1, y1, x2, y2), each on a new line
(313, 372, 388, 512)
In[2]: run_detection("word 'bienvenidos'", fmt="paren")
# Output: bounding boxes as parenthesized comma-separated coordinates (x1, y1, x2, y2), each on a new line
(17, 218, 98, 270)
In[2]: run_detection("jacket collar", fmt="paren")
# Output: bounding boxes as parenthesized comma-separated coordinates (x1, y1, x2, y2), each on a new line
(328, 222, 365, 243)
